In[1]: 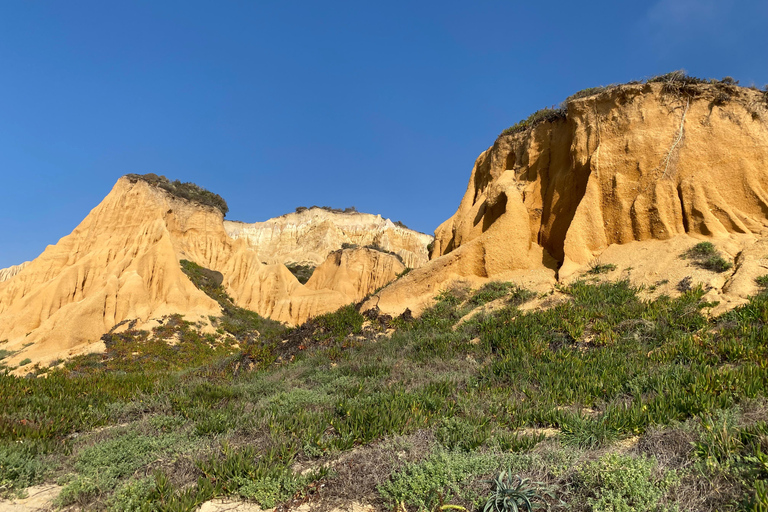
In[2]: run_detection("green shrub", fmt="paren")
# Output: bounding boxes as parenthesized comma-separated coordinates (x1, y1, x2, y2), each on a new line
(197, 443, 320, 508)
(749, 480, 768, 510)
(194, 410, 232, 436)
(18, 358, 31, 366)
(58, 430, 191, 505)
(687, 242, 716, 257)
(755, 275, 768, 289)
(148, 414, 185, 433)
(0, 442, 48, 497)
(315, 304, 364, 340)
(587, 261, 617, 275)
(468, 282, 533, 308)
(561, 415, 619, 449)
(574, 453, 677, 512)
(692, 410, 743, 467)
(143, 472, 218, 511)
(499, 107, 568, 138)
(566, 86, 610, 102)
(436, 417, 492, 452)
(701, 256, 733, 272)
(684, 242, 733, 273)
(493, 432, 546, 453)
(109, 476, 155, 512)
(125, 173, 229, 216)
(378, 451, 520, 511)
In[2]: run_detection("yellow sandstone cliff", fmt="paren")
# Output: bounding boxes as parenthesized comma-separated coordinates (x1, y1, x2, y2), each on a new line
(367, 81, 768, 316)
(0, 262, 30, 283)
(224, 209, 432, 269)
(0, 178, 406, 367)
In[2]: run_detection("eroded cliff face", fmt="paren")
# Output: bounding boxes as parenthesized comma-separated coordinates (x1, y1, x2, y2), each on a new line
(305, 247, 406, 300)
(0, 178, 407, 368)
(0, 262, 30, 282)
(367, 82, 768, 316)
(224, 209, 433, 269)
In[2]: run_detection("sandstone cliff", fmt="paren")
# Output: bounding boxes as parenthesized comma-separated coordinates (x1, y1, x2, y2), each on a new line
(367, 80, 768, 315)
(0, 262, 30, 282)
(305, 247, 406, 300)
(0, 178, 406, 368)
(224, 209, 433, 269)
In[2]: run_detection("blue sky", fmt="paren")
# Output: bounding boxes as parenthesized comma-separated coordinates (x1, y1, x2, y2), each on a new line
(1, 0, 766, 268)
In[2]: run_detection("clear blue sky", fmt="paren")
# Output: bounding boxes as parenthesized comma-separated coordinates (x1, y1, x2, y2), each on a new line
(1, 0, 766, 269)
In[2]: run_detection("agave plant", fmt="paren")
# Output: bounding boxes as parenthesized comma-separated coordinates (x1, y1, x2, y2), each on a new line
(483, 469, 553, 512)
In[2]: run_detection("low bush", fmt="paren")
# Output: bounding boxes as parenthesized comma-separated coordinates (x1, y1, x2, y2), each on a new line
(436, 417, 492, 452)
(378, 450, 521, 511)
(0, 442, 48, 497)
(683, 242, 733, 273)
(58, 430, 192, 506)
(587, 260, 617, 275)
(468, 282, 534, 308)
(573, 453, 677, 512)
(499, 107, 568, 137)
(125, 173, 228, 216)
(565, 86, 611, 102)
(197, 443, 322, 508)
(294, 205, 358, 215)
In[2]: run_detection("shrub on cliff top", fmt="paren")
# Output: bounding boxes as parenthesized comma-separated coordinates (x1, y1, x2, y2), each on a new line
(499, 107, 568, 137)
(125, 173, 229, 216)
(499, 71, 756, 139)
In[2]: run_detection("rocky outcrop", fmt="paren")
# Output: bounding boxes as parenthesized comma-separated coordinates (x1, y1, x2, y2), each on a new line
(225, 209, 433, 269)
(0, 262, 30, 282)
(0, 178, 410, 368)
(367, 81, 768, 316)
(305, 247, 406, 301)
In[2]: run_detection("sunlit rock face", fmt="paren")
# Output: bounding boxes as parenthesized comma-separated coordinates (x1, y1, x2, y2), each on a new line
(224, 208, 433, 270)
(0, 178, 416, 368)
(365, 82, 768, 316)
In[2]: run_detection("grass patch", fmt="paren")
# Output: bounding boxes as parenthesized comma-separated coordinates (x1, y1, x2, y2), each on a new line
(684, 242, 733, 273)
(468, 282, 535, 308)
(2, 278, 768, 509)
(565, 86, 611, 102)
(378, 450, 521, 511)
(0, 442, 48, 497)
(57, 429, 194, 507)
(587, 260, 617, 275)
(499, 107, 568, 137)
(573, 453, 677, 512)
